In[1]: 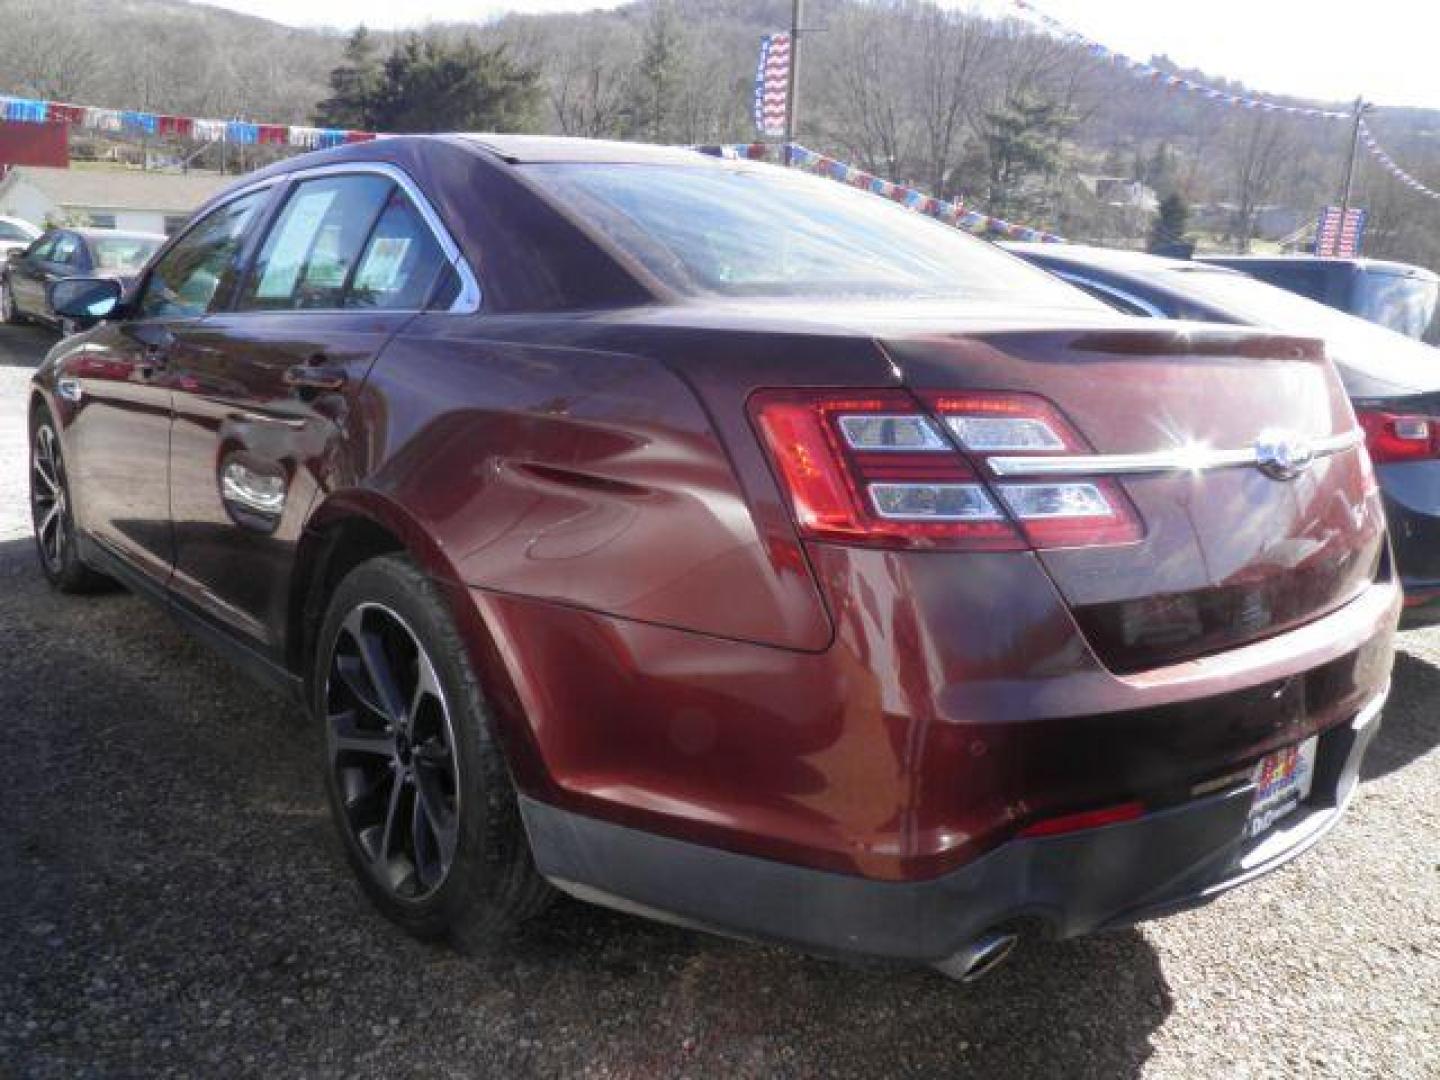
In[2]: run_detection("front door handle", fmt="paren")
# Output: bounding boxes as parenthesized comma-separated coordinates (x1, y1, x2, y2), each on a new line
(284, 364, 348, 392)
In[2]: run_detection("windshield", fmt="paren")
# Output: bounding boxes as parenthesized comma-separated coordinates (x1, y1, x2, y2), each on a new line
(0, 219, 39, 243)
(90, 236, 162, 274)
(1352, 271, 1440, 342)
(1164, 266, 1440, 393)
(526, 162, 1102, 306)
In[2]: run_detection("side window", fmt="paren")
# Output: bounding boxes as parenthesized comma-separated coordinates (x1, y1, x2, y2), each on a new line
(137, 189, 268, 320)
(49, 234, 81, 266)
(345, 191, 448, 311)
(0, 221, 32, 242)
(238, 175, 393, 311)
(25, 236, 55, 261)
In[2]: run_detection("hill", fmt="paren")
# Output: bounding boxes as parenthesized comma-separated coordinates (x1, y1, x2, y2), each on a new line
(2, 0, 1438, 264)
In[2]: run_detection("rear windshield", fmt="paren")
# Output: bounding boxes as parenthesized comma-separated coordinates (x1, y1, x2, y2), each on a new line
(1352, 271, 1440, 342)
(91, 236, 161, 274)
(525, 162, 1101, 306)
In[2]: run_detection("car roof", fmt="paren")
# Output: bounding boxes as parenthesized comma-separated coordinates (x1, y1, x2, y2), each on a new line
(70, 228, 166, 242)
(451, 134, 716, 166)
(1197, 253, 1437, 280)
(1002, 242, 1237, 276)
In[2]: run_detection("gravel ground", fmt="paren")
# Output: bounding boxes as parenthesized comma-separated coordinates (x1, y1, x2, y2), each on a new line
(0, 323, 1436, 1079)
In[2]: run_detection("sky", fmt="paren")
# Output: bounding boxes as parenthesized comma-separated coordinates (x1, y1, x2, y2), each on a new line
(199, 0, 1440, 110)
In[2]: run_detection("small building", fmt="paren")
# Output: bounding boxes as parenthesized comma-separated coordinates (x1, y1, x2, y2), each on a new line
(1077, 175, 1160, 214)
(0, 165, 229, 235)
(0, 121, 69, 169)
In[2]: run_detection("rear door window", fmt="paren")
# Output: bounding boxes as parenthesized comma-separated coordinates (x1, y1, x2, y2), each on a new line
(238, 174, 449, 312)
(345, 192, 448, 310)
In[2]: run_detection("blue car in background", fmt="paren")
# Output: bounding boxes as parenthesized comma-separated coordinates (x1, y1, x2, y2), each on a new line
(1008, 242, 1440, 627)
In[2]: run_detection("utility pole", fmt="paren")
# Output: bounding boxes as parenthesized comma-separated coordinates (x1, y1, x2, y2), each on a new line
(783, 0, 803, 166)
(1339, 97, 1369, 221)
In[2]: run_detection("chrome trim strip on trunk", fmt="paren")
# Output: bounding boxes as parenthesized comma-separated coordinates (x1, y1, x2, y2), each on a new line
(986, 428, 1363, 478)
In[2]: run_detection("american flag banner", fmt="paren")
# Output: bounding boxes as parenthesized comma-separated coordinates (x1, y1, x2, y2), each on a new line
(1314, 206, 1367, 258)
(753, 33, 791, 137)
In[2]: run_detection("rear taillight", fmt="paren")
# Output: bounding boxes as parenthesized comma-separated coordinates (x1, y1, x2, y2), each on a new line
(748, 390, 1020, 550)
(749, 389, 1142, 551)
(925, 392, 1142, 548)
(1355, 408, 1440, 464)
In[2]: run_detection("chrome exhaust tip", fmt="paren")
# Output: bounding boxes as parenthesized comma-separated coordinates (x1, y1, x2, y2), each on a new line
(933, 930, 1019, 983)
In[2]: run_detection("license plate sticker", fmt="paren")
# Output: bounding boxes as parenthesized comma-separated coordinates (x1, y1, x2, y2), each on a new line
(1246, 736, 1318, 839)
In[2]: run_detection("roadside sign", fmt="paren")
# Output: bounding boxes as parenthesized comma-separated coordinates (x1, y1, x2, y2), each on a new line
(1315, 206, 1367, 257)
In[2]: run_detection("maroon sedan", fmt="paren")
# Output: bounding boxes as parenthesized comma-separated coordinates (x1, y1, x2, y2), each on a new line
(29, 136, 1396, 979)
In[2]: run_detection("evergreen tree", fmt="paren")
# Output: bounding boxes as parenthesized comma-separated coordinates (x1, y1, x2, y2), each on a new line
(979, 95, 1073, 223)
(631, 1, 688, 142)
(313, 26, 381, 129)
(1148, 192, 1191, 254)
(316, 33, 541, 133)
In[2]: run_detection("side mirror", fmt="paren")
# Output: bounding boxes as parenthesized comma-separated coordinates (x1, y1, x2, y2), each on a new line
(49, 276, 123, 323)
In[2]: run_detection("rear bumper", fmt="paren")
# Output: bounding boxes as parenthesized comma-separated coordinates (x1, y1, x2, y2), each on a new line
(520, 689, 1385, 965)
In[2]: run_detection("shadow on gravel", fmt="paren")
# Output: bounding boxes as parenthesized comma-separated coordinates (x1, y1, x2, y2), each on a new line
(1363, 648, 1440, 782)
(0, 323, 56, 368)
(0, 537, 1173, 1078)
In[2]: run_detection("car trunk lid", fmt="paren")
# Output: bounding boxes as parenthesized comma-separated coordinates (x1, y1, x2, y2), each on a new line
(887, 324, 1387, 673)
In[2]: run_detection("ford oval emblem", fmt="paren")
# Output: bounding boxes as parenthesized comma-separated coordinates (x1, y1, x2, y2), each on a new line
(1254, 430, 1315, 480)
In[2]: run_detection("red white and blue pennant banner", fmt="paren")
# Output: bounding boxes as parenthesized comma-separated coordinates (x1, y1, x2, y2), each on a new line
(699, 142, 1064, 243)
(1011, 1, 1350, 121)
(0, 94, 376, 148)
(1359, 120, 1440, 202)
(753, 33, 791, 137)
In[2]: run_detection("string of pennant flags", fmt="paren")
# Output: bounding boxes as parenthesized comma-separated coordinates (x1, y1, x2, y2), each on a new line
(1358, 120, 1440, 201)
(0, 93, 377, 149)
(1010, 1, 1440, 210)
(698, 142, 1065, 243)
(1009, 1, 1351, 121)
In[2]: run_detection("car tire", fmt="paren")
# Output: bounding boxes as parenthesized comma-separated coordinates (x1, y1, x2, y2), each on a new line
(0, 276, 22, 324)
(29, 404, 110, 593)
(314, 554, 554, 950)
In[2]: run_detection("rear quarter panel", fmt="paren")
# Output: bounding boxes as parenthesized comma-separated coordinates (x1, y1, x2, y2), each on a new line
(352, 313, 833, 651)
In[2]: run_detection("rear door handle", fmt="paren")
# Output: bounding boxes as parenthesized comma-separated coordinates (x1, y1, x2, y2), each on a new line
(284, 364, 348, 392)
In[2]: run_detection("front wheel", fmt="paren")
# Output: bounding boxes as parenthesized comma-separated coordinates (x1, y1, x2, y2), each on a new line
(0, 276, 20, 324)
(30, 406, 109, 592)
(314, 554, 552, 949)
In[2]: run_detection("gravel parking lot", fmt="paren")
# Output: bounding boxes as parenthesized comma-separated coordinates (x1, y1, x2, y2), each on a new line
(0, 322, 1435, 1079)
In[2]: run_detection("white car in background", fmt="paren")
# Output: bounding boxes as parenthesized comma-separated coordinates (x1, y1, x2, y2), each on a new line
(0, 215, 41, 259)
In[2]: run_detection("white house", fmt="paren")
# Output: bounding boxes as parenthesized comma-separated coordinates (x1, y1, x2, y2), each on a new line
(0, 166, 230, 235)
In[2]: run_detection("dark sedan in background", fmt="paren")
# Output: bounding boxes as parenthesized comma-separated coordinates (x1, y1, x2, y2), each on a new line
(2, 227, 163, 333)
(1198, 255, 1440, 345)
(1009, 242, 1440, 626)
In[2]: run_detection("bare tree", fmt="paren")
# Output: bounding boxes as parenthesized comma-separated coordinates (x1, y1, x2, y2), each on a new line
(1227, 112, 1297, 252)
(0, 1, 102, 101)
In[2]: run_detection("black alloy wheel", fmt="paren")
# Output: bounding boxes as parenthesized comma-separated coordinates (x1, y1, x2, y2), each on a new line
(29, 409, 109, 592)
(325, 601, 462, 901)
(315, 556, 553, 948)
(30, 421, 68, 576)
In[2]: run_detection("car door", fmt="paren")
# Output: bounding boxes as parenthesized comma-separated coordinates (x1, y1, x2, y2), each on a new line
(165, 168, 461, 651)
(10, 233, 56, 315)
(63, 189, 274, 585)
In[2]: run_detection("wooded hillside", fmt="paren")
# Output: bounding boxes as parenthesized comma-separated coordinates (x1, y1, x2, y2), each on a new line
(3, 0, 1438, 263)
